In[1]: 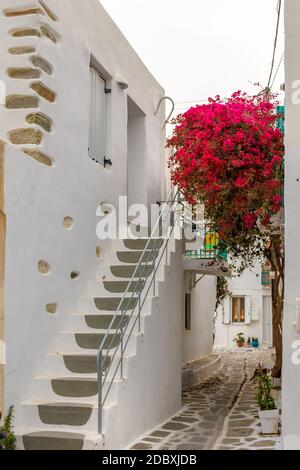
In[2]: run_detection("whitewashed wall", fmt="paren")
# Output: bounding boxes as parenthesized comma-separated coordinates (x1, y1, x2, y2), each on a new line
(214, 263, 272, 348)
(0, 0, 167, 427)
(282, 0, 300, 450)
(182, 275, 216, 365)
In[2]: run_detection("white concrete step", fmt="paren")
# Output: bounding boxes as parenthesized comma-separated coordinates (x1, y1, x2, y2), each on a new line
(20, 401, 101, 433)
(87, 278, 146, 297)
(55, 331, 138, 356)
(43, 351, 131, 379)
(16, 427, 105, 450)
(67, 312, 145, 334)
(105, 249, 161, 266)
(32, 375, 119, 406)
(78, 295, 140, 314)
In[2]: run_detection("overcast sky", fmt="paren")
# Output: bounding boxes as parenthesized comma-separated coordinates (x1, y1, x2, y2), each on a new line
(101, 0, 285, 115)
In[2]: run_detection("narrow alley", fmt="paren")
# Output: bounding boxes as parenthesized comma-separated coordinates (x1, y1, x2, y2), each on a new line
(130, 350, 281, 451)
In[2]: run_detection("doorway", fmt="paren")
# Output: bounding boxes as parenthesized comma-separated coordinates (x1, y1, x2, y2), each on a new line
(262, 296, 273, 346)
(127, 96, 146, 209)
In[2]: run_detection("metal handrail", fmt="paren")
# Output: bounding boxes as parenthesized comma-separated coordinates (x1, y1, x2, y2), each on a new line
(97, 187, 180, 434)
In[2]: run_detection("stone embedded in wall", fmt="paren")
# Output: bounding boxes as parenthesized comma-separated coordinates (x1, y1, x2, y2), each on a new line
(3, 7, 44, 17)
(22, 149, 53, 167)
(26, 113, 52, 132)
(38, 0, 58, 22)
(7, 67, 40, 79)
(38, 260, 51, 275)
(30, 82, 56, 102)
(70, 272, 80, 280)
(40, 25, 60, 43)
(46, 303, 57, 315)
(8, 128, 43, 145)
(8, 46, 36, 55)
(10, 28, 41, 38)
(30, 56, 53, 75)
(63, 217, 74, 230)
(6, 94, 39, 109)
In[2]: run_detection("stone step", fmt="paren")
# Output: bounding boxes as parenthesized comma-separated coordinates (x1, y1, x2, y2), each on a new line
(63, 353, 109, 374)
(22, 401, 96, 429)
(22, 431, 86, 451)
(38, 402, 93, 427)
(67, 311, 146, 333)
(79, 296, 138, 314)
(43, 351, 131, 377)
(75, 332, 121, 350)
(55, 331, 137, 355)
(123, 239, 164, 251)
(87, 279, 145, 297)
(33, 372, 120, 404)
(94, 297, 138, 312)
(103, 279, 144, 293)
(110, 264, 154, 279)
(116, 250, 159, 264)
(51, 377, 98, 398)
(85, 314, 130, 330)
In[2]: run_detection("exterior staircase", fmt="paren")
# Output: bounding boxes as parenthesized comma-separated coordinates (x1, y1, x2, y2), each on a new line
(16, 235, 170, 450)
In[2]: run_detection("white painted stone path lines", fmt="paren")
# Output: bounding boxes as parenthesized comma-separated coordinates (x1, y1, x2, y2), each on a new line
(130, 350, 281, 451)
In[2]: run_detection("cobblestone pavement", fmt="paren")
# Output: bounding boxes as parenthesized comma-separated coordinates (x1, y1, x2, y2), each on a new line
(129, 349, 281, 451)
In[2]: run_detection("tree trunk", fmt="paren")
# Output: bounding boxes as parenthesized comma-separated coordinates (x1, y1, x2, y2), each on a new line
(264, 234, 284, 378)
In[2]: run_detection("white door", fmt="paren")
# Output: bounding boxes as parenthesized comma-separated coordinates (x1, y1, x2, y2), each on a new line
(262, 296, 272, 346)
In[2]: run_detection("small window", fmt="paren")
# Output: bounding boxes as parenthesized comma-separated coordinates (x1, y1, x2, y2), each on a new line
(185, 293, 192, 330)
(89, 65, 107, 165)
(232, 296, 245, 323)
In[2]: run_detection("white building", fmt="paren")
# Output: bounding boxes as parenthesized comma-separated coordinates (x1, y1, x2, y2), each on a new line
(215, 262, 273, 349)
(282, 0, 300, 450)
(0, 0, 227, 450)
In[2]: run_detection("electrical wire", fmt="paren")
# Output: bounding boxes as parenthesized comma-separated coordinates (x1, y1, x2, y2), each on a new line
(267, 0, 282, 91)
(270, 51, 284, 90)
(175, 99, 209, 105)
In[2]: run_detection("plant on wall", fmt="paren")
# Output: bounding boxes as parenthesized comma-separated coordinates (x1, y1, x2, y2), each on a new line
(0, 406, 16, 450)
(168, 90, 284, 377)
(213, 276, 231, 343)
(252, 366, 277, 411)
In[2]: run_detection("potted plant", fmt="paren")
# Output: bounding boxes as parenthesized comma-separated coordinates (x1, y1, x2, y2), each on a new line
(253, 366, 279, 435)
(234, 332, 245, 348)
(0, 407, 16, 450)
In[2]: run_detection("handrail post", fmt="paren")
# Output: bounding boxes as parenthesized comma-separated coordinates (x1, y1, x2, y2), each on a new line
(97, 350, 103, 435)
(166, 240, 168, 265)
(153, 259, 156, 297)
(120, 309, 124, 379)
(138, 293, 141, 333)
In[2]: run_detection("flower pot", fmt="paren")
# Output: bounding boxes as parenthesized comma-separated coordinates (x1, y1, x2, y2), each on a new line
(259, 409, 279, 435)
(272, 377, 281, 388)
(236, 341, 244, 348)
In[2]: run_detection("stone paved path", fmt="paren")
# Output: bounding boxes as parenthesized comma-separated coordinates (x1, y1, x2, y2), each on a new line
(129, 349, 281, 451)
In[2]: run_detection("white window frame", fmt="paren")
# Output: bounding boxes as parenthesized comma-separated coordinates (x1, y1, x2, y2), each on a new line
(230, 295, 251, 325)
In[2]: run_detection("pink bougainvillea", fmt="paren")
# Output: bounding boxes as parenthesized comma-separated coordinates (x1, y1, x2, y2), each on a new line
(167, 91, 284, 244)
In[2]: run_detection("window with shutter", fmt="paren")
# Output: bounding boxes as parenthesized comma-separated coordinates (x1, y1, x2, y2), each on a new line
(230, 296, 250, 324)
(223, 296, 231, 324)
(89, 66, 107, 165)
